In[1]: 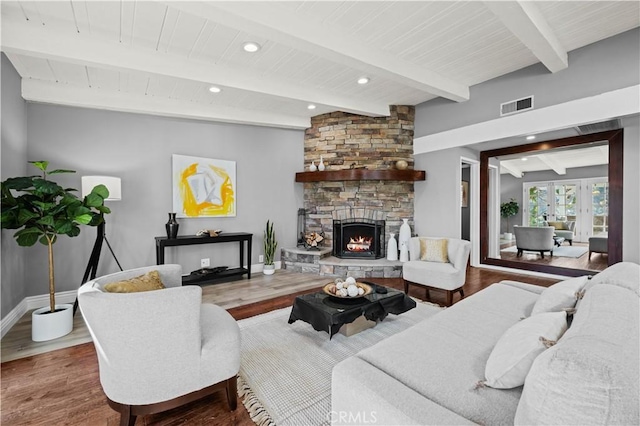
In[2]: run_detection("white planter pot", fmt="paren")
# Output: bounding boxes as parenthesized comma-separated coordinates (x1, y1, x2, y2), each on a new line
(32, 303, 73, 342)
(503, 232, 513, 240)
(263, 264, 276, 275)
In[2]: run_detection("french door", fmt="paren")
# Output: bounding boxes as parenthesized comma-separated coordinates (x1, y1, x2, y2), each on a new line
(523, 178, 608, 243)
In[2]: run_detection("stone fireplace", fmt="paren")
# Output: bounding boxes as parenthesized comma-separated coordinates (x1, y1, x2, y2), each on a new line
(282, 105, 424, 278)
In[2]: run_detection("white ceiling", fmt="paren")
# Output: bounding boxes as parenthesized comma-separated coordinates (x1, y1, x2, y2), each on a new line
(498, 144, 609, 178)
(2, 1, 639, 129)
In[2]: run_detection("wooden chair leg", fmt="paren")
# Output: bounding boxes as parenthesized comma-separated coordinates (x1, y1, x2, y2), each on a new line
(424, 288, 430, 301)
(403, 279, 409, 294)
(458, 288, 465, 300)
(119, 405, 136, 426)
(445, 290, 453, 307)
(226, 376, 237, 411)
(540, 251, 544, 258)
(588, 251, 592, 260)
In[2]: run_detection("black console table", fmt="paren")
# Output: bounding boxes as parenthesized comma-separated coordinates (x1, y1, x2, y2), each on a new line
(155, 232, 253, 285)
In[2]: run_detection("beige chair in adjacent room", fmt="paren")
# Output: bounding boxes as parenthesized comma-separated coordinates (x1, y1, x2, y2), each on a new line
(78, 264, 240, 426)
(513, 226, 556, 258)
(403, 237, 471, 306)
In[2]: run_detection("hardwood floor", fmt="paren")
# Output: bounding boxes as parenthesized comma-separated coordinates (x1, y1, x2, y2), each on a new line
(1, 268, 558, 426)
(498, 241, 608, 271)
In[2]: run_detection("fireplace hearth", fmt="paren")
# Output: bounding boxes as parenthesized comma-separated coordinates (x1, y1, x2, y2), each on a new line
(333, 218, 385, 259)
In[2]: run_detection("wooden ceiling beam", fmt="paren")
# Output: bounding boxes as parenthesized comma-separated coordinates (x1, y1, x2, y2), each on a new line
(165, 1, 470, 102)
(1, 19, 388, 117)
(484, 1, 568, 73)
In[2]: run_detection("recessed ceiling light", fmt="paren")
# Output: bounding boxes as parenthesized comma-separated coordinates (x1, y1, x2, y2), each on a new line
(208, 86, 221, 93)
(357, 77, 370, 85)
(526, 135, 536, 140)
(243, 42, 261, 53)
(307, 104, 316, 110)
(521, 157, 528, 161)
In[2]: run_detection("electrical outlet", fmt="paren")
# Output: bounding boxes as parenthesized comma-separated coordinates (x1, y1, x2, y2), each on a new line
(259, 255, 264, 263)
(201, 258, 210, 268)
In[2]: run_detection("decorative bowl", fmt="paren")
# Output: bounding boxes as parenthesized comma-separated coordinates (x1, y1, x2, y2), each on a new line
(323, 282, 372, 299)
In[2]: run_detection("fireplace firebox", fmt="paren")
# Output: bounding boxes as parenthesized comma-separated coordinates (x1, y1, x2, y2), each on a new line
(333, 219, 385, 259)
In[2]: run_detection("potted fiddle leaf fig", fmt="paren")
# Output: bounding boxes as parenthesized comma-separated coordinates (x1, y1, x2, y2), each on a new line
(1, 161, 110, 341)
(500, 198, 520, 240)
(263, 220, 278, 275)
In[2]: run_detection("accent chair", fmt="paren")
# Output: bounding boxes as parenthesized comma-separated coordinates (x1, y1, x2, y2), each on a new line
(514, 226, 555, 258)
(402, 237, 471, 306)
(589, 236, 608, 260)
(78, 264, 240, 426)
(544, 220, 575, 245)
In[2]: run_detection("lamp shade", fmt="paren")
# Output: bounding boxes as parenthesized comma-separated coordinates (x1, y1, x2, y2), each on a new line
(82, 176, 122, 200)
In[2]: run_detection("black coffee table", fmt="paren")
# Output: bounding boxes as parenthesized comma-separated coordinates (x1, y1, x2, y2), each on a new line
(287, 281, 416, 339)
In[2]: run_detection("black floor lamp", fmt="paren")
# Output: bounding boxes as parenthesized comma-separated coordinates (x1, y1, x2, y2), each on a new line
(73, 176, 123, 315)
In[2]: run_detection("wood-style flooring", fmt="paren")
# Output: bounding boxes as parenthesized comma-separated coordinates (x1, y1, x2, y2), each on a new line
(498, 241, 608, 271)
(1, 268, 558, 426)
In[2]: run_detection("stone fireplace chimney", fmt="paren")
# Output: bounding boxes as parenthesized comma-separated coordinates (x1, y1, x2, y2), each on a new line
(302, 106, 417, 252)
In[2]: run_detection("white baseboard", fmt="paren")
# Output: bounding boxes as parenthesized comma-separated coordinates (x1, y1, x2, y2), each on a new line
(1, 290, 78, 340)
(476, 264, 567, 280)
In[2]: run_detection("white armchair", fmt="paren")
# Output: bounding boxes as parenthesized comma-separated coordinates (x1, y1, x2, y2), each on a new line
(514, 226, 555, 258)
(402, 237, 471, 306)
(78, 264, 240, 426)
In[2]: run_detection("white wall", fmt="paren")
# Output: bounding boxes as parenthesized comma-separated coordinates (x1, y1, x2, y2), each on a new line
(623, 122, 640, 262)
(22, 104, 304, 299)
(1, 53, 28, 318)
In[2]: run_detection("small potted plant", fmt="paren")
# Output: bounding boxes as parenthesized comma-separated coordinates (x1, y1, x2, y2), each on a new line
(1, 161, 110, 341)
(263, 220, 278, 275)
(500, 198, 520, 240)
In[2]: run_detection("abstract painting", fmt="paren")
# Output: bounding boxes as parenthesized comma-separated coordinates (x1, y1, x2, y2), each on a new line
(172, 154, 236, 218)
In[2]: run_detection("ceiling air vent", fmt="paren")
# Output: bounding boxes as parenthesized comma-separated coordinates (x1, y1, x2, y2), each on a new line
(500, 96, 534, 116)
(575, 119, 621, 135)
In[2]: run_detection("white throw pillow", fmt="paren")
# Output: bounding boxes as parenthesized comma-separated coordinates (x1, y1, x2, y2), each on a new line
(484, 312, 567, 389)
(531, 276, 589, 316)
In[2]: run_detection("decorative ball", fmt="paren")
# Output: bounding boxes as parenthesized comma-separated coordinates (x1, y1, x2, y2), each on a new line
(347, 285, 359, 297)
(358, 287, 365, 295)
(345, 277, 356, 285)
(336, 282, 344, 290)
(396, 160, 408, 170)
(339, 288, 348, 297)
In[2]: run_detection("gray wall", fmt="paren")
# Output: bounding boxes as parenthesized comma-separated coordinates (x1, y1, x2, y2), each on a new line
(20, 104, 304, 300)
(415, 28, 640, 138)
(1, 54, 28, 318)
(414, 146, 478, 238)
(500, 164, 609, 232)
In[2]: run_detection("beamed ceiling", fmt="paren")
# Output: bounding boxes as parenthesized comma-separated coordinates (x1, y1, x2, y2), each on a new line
(1, 1, 639, 129)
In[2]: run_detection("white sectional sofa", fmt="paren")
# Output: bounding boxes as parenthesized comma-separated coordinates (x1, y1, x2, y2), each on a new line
(331, 262, 639, 425)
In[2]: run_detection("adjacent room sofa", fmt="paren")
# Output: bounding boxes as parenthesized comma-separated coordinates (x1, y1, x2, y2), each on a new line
(331, 262, 639, 425)
(544, 220, 576, 245)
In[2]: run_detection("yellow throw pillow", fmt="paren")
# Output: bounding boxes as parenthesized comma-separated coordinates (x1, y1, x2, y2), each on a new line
(419, 238, 449, 263)
(104, 270, 166, 293)
(547, 221, 566, 230)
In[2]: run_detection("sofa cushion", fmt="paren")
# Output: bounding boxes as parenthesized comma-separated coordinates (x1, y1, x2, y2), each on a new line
(531, 276, 588, 316)
(515, 284, 639, 425)
(584, 261, 640, 296)
(354, 283, 540, 425)
(419, 238, 449, 262)
(402, 261, 459, 290)
(485, 312, 567, 389)
(103, 270, 166, 293)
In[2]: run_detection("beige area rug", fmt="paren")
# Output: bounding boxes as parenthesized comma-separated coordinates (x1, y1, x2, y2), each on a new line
(237, 301, 443, 426)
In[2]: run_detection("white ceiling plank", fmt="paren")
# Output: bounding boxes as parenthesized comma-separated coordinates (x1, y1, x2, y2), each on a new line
(535, 153, 567, 175)
(1, 19, 389, 117)
(500, 162, 524, 179)
(484, 1, 568, 73)
(165, 1, 470, 102)
(21, 79, 309, 130)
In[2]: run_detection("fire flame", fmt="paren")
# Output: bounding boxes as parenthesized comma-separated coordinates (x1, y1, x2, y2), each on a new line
(346, 236, 373, 252)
